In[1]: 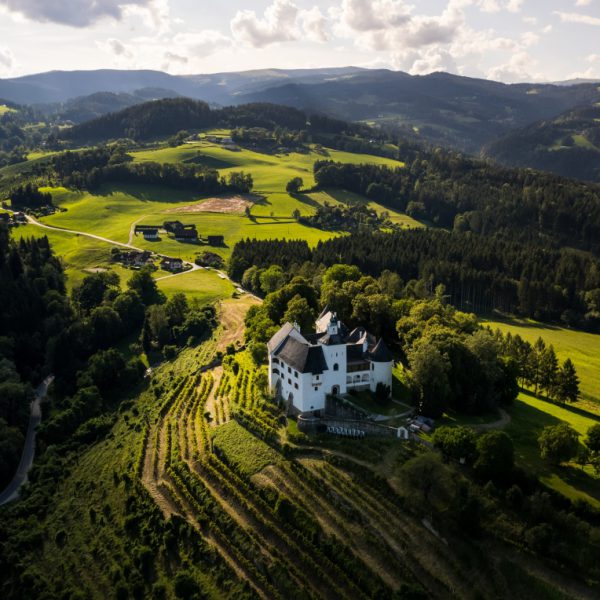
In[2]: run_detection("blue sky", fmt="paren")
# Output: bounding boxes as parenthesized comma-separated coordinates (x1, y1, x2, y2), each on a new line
(0, 1, 598, 82)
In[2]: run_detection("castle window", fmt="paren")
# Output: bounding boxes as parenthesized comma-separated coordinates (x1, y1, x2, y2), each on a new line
(333, 363, 339, 371)
(294, 371, 298, 378)
(314, 387, 318, 391)
(294, 383, 298, 389)
(288, 378, 291, 385)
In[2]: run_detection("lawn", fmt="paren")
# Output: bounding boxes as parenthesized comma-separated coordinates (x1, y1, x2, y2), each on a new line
(483, 316, 600, 414)
(211, 420, 281, 476)
(507, 391, 600, 507)
(156, 268, 235, 302)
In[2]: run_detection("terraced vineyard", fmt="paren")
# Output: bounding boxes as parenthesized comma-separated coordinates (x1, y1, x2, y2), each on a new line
(136, 344, 540, 599)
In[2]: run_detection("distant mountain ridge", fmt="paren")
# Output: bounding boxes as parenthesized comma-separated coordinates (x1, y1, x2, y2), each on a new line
(483, 104, 600, 182)
(238, 70, 600, 153)
(0, 67, 366, 105)
(4, 66, 600, 180)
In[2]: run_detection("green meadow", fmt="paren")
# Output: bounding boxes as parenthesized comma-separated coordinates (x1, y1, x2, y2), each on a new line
(507, 391, 600, 507)
(7, 134, 418, 313)
(483, 316, 600, 413)
(11, 224, 235, 299)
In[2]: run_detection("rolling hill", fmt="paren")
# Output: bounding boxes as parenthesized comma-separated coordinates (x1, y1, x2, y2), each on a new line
(3, 67, 600, 156)
(483, 104, 600, 182)
(0, 67, 365, 105)
(240, 70, 600, 153)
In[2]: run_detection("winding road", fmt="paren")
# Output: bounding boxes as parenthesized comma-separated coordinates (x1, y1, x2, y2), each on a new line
(0, 376, 54, 506)
(24, 214, 202, 279)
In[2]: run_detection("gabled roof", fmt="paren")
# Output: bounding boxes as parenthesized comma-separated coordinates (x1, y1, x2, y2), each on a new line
(275, 337, 328, 374)
(267, 322, 295, 354)
(369, 339, 393, 363)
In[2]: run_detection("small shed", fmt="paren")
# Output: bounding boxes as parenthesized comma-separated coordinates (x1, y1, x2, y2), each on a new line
(207, 235, 224, 246)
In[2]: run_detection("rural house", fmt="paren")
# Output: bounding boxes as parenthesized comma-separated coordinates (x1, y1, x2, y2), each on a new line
(268, 310, 393, 415)
(142, 228, 159, 240)
(160, 257, 183, 272)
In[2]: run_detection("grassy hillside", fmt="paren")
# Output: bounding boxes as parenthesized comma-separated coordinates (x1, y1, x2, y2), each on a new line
(11, 223, 235, 300)
(483, 316, 600, 412)
(508, 391, 600, 507)
(6, 326, 596, 598)
(5, 135, 417, 301)
(0, 104, 16, 116)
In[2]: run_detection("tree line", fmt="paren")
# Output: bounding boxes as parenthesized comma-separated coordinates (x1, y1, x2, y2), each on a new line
(229, 235, 600, 331)
(312, 155, 600, 255)
(241, 260, 521, 418)
(57, 98, 372, 144)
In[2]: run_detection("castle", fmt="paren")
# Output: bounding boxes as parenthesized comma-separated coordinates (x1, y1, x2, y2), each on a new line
(267, 309, 393, 415)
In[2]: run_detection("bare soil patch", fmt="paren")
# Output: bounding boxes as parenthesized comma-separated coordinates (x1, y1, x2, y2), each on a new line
(168, 195, 256, 214)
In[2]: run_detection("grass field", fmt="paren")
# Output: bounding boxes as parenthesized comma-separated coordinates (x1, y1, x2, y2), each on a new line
(130, 139, 404, 219)
(483, 316, 600, 413)
(507, 391, 600, 507)
(211, 420, 282, 476)
(0, 104, 15, 116)
(10, 222, 236, 298)
(7, 137, 412, 275)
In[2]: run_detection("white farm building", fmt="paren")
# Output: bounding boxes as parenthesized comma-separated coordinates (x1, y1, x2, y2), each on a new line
(267, 309, 393, 415)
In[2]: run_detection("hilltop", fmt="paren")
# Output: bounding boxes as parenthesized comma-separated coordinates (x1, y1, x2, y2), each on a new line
(483, 104, 600, 182)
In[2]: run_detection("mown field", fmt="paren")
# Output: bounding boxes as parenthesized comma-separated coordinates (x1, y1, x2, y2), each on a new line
(477, 316, 600, 506)
(483, 316, 600, 412)
(5, 137, 418, 281)
(507, 391, 600, 507)
(10, 223, 235, 300)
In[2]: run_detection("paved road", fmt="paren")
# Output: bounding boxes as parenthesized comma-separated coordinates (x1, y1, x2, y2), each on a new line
(0, 376, 54, 506)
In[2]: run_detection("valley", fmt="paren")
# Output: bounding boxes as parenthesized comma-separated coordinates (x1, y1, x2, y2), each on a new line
(1, 78, 600, 600)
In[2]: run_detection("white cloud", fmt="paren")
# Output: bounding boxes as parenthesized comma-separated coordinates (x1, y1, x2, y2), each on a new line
(587, 53, 600, 63)
(0, 0, 166, 28)
(301, 7, 329, 42)
(172, 31, 232, 57)
(521, 31, 540, 47)
(506, 0, 523, 12)
(230, 1, 331, 48)
(0, 46, 14, 72)
(338, 0, 411, 33)
(231, 0, 300, 48)
(487, 50, 538, 82)
(575, 0, 593, 6)
(554, 11, 600, 26)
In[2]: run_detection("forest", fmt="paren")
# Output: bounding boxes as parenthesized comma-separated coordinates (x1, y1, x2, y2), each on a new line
(229, 235, 600, 331)
(57, 98, 371, 144)
(0, 221, 216, 491)
(313, 156, 600, 255)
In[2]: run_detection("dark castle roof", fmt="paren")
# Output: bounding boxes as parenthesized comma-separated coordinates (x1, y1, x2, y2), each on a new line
(275, 337, 328, 374)
(267, 322, 295, 353)
(368, 339, 393, 363)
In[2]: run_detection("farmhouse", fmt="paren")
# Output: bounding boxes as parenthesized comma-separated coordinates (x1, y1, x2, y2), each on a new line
(160, 257, 183, 272)
(142, 228, 159, 240)
(268, 310, 393, 415)
(163, 220, 184, 233)
(175, 228, 198, 241)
